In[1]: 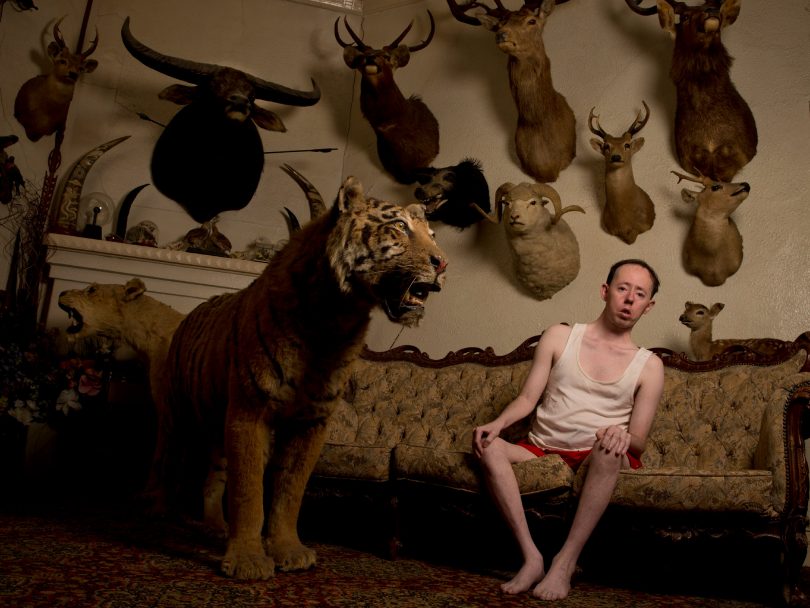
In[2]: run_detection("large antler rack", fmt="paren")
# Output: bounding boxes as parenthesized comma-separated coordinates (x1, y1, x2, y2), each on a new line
(624, 0, 692, 15)
(447, 0, 570, 26)
(335, 11, 435, 52)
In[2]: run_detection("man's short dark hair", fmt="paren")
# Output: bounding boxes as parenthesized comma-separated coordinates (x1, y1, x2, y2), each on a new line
(606, 259, 660, 297)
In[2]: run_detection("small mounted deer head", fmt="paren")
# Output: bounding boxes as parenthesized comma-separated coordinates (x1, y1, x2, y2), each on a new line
(588, 101, 655, 244)
(672, 170, 750, 286)
(13, 17, 99, 141)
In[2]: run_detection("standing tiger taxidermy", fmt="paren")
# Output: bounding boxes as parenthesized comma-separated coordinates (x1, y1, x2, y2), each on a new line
(159, 176, 447, 580)
(335, 12, 439, 184)
(121, 17, 320, 223)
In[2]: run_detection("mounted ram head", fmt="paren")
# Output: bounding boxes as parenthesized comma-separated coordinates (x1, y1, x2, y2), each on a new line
(482, 181, 584, 300)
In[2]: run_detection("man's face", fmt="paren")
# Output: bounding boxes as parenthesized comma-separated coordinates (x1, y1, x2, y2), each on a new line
(600, 264, 656, 329)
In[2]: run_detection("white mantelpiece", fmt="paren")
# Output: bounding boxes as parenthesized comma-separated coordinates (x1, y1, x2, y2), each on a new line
(43, 233, 266, 331)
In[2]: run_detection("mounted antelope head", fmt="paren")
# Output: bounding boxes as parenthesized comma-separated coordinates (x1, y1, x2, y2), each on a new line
(588, 101, 655, 244)
(121, 17, 320, 224)
(625, 0, 757, 181)
(14, 17, 99, 141)
(335, 12, 439, 184)
(672, 170, 750, 286)
(447, 0, 575, 182)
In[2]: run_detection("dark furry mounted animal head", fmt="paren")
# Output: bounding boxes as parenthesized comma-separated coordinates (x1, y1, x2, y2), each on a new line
(413, 158, 490, 229)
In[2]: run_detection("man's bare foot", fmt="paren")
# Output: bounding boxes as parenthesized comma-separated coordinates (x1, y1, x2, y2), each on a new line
(532, 555, 574, 601)
(501, 554, 545, 595)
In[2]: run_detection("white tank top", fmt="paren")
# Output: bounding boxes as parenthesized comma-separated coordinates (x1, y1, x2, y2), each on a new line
(528, 323, 653, 451)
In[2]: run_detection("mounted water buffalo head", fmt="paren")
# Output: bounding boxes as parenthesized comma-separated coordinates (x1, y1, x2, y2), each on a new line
(121, 17, 321, 223)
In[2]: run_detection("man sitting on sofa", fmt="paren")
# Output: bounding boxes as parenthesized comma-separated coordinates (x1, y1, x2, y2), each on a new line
(473, 259, 665, 600)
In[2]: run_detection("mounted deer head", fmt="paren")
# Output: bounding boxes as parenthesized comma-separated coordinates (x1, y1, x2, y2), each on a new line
(447, 0, 575, 182)
(672, 169, 750, 286)
(588, 101, 655, 244)
(14, 17, 99, 141)
(121, 17, 320, 224)
(625, 0, 757, 181)
(335, 11, 439, 184)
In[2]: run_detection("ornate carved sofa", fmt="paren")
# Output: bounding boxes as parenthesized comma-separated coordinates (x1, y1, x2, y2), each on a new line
(303, 332, 810, 605)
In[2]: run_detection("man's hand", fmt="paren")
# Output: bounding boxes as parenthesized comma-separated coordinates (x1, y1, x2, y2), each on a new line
(473, 420, 504, 458)
(595, 425, 632, 457)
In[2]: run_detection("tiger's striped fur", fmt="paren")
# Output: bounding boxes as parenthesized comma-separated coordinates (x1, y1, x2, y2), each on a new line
(157, 176, 446, 580)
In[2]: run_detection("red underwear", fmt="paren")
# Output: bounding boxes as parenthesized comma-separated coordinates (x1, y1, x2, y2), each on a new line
(517, 441, 642, 470)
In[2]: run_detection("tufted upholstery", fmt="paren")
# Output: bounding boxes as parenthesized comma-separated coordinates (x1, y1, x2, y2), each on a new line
(312, 340, 810, 518)
(304, 335, 810, 603)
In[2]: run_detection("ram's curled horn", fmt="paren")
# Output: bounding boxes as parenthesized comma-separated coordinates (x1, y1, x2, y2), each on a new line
(121, 17, 320, 106)
(528, 182, 585, 225)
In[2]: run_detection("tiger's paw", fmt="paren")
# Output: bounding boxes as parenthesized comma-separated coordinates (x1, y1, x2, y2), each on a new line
(221, 544, 274, 580)
(264, 538, 317, 572)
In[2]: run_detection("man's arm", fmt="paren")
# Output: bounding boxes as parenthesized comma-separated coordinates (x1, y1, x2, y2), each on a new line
(627, 354, 664, 455)
(473, 324, 570, 456)
(595, 354, 664, 458)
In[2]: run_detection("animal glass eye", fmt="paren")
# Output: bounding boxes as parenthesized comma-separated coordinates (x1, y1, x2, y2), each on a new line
(392, 219, 408, 232)
(711, 184, 723, 191)
(624, 143, 631, 149)
(696, 310, 705, 315)
(527, 18, 536, 25)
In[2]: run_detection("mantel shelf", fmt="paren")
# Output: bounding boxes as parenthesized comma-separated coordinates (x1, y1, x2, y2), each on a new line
(43, 234, 267, 328)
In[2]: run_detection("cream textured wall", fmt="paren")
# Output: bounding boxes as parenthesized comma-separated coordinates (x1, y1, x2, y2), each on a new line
(1, 0, 808, 359)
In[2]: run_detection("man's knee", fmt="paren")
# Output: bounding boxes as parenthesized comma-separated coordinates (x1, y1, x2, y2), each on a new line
(587, 445, 623, 475)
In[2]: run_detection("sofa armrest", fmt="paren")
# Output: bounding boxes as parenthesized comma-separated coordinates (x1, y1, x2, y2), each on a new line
(755, 381, 810, 515)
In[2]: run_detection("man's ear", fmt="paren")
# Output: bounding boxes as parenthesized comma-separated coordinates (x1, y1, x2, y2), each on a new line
(643, 299, 656, 314)
(600, 282, 609, 301)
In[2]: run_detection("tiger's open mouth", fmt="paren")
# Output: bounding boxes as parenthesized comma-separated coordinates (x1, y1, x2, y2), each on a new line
(58, 301, 84, 334)
(380, 275, 443, 326)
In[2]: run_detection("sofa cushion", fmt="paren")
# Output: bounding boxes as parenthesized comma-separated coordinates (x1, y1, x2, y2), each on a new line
(393, 444, 573, 495)
(608, 468, 776, 515)
(314, 443, 392, 482)
(643, 350, 808, 470)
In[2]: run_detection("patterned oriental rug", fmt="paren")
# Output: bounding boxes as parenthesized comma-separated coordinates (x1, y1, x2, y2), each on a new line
(0, 501, 808, 608)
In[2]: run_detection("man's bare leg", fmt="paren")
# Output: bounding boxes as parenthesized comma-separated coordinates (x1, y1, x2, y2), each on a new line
(478, 438, 545, 594)
(533, 448, 625, 601)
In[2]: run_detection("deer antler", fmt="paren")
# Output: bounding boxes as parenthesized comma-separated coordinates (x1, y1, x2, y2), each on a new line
(587, 107, 609, 139)
(334, 16, 368, 50)
(671, 170, 710, 186)
(624, 0, 688, 15)
(402, 11, 435, 52)
(626, 100, 650, 136)
(446, 0, 509, 27)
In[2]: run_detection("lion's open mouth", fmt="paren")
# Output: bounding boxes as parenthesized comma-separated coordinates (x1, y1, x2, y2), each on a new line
(58, 301, 84, 334)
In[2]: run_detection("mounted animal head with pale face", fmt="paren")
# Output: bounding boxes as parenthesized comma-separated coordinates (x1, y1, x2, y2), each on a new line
(121, 17, 320, 224)
(14, 17, 99, 141)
